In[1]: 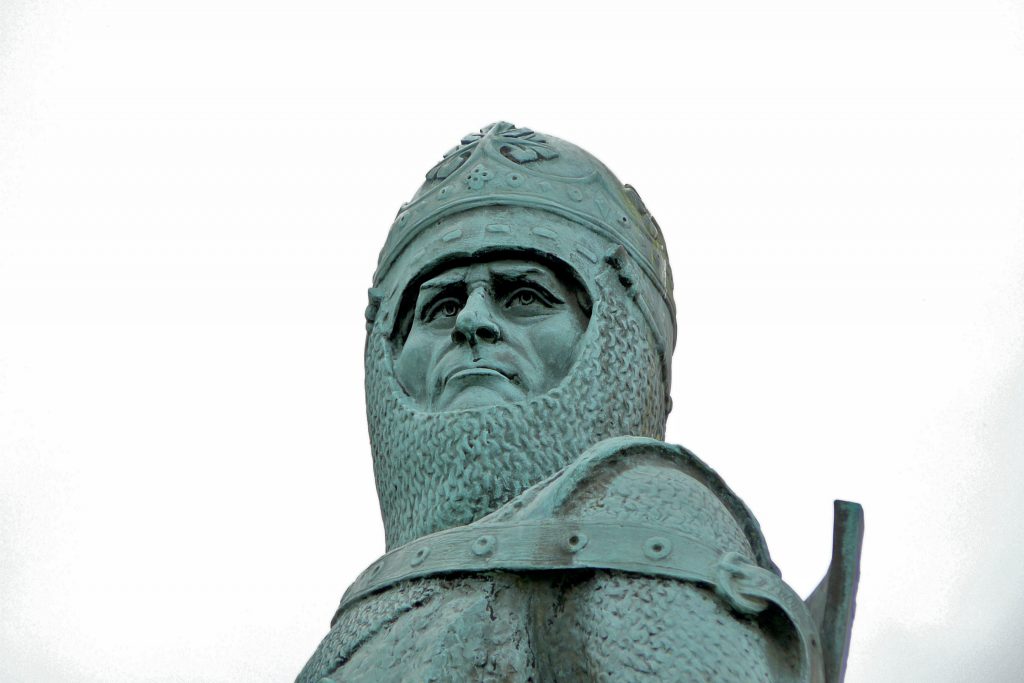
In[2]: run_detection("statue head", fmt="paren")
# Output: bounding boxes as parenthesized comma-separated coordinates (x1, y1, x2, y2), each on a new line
(364, 122, 677, 548)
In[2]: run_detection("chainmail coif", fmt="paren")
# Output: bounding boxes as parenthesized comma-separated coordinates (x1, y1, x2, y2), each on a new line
(365, 276, 668, 549)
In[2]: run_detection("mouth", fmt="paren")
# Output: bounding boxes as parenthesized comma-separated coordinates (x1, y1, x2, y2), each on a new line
(444, 365, 516, 386)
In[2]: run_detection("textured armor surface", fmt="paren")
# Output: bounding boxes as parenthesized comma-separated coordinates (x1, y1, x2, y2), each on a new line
(300, 438, 819, 682)
(365, 268, 667, 549)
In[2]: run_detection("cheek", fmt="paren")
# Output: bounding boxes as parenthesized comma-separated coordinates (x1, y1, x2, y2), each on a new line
(394, 332, 431, 401)
(526, 315, 585, 377)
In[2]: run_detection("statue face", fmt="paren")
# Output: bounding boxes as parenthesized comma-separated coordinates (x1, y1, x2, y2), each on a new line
(394, 258, 590, 411)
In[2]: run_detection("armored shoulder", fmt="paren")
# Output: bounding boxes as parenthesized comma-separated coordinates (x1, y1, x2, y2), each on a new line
(485, 435, 778, 571)
(339, 438, 799, 634)
(335, 437, 861, 682)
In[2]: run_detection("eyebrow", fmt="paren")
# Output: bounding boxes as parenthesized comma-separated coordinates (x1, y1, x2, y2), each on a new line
(418, 265, 554, 292)
(484, 265, 566, 294)
(419, 271, 468, 293)
(487, 265, 547, 280)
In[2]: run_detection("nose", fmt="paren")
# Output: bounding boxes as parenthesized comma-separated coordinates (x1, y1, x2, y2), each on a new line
(451, 290, 501, 346)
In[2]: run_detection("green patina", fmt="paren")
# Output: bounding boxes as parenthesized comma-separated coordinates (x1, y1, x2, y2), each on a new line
(298, 123, 863, 683)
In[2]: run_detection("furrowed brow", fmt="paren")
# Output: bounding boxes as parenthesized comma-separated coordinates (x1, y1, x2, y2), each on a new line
(491, 269, 565, 302)
(489, 266, 558, 287)
(418, 272, 466, 293)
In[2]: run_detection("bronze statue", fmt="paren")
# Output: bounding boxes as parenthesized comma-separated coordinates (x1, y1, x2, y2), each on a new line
(298, 122, 863, 682)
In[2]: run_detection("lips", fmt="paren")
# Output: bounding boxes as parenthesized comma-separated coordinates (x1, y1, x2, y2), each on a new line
(444, 364, 516, 387)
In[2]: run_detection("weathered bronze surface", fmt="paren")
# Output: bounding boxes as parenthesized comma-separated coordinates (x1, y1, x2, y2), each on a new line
(297, 122, 863, 682)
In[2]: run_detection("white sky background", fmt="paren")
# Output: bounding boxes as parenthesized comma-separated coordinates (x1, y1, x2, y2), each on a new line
(1, 1, 1022, 680)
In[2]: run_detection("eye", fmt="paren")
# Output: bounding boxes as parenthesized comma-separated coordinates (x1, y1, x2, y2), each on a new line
(424, 297, 462, 322)
(505, 287, 553, 310)
(508, 289, 537, 306)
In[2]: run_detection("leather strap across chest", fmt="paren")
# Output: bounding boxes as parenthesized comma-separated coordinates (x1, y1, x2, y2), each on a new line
(334, 519, 823, 682)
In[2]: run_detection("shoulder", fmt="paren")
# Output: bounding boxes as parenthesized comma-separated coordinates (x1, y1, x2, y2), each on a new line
(485, 436, 776, 573)
(513, 438, 821, 681)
